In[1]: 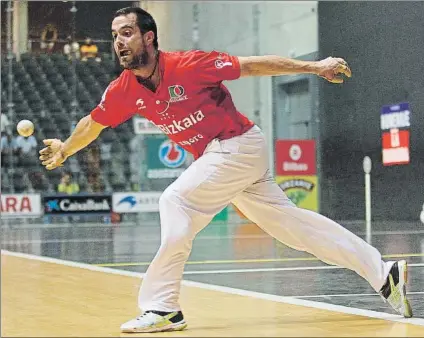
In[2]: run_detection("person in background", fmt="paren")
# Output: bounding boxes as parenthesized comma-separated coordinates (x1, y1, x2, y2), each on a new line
(15, 133, 37, 157)
(40, 23, 58, 54)
(63, 36, 80, 61)
(57, 171, 80, 195)
(80, 37, 101, 62)
(1, 131, 17, 168)
(1, 113, 11, 134)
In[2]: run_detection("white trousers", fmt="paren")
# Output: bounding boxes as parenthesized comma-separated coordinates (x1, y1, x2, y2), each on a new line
(138, 126, 392, 312)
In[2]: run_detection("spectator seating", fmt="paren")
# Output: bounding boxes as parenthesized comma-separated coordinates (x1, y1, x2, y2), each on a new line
(1, 53, 133, 193)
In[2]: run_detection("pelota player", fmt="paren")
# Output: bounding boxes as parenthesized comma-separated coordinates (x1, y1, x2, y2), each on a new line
(39, 6, 412, 333)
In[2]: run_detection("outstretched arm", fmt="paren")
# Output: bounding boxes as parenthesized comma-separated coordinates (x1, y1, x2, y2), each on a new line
(39, 114, 107, 170)
(238, 55, 351, 83)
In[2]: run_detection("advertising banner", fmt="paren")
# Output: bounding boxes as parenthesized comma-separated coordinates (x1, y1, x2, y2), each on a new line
(380, 102, 411, 166)
(133, 116, 163, 134)
(146, 135, 187, 179)
(275, 139, 318, 212)
(112, 192, 162, 213)
(275, 176, 318, 211)
(1, 194, 42, 217)
(43, 194, 112, 215)
(275, 140, 316, 176)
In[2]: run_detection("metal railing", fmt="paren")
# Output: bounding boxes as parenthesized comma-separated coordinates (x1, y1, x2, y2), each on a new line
(26, 38, 115, 60)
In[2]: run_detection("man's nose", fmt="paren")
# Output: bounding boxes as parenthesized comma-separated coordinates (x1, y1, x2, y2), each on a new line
(115, 36, 125, 48)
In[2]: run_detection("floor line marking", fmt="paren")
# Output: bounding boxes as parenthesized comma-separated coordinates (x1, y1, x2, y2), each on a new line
(295, 291, 424, 299)
(94, 253, 424, 267)
(2, 250, 424, 327)
(182, 263, 424, 275)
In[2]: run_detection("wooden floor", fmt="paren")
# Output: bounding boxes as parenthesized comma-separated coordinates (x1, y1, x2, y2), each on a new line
(2, 252, 424, 337)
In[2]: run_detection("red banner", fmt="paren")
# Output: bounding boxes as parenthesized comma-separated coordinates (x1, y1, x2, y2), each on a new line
(382, 129, 410, 166)
(275, 140, 316, 176)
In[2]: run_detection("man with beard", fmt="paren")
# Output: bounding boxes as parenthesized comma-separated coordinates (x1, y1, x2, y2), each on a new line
(39, 6, 413, 333)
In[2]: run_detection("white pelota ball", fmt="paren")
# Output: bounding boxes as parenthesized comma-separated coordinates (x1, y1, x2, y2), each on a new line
(17, 119, 35, 137)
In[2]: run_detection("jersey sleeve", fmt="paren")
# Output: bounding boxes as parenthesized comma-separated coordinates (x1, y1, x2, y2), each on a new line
(185, 50, 241, 85)
(90, 79, 134, 128)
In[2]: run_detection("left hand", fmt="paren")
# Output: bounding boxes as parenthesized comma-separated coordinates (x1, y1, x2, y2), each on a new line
(39, 139, 67, 170)
(316, 57, 352, 83)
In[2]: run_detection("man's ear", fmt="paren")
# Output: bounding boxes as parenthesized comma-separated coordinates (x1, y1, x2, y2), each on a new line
(143, 31, 155, 47)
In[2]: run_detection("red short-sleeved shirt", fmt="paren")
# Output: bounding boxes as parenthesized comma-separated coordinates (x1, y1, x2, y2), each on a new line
(91, 50, 254, 159)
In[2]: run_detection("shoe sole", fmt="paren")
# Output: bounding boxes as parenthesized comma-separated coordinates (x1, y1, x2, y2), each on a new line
(399, 260, 413, 318)
(121, 320, 187, 333)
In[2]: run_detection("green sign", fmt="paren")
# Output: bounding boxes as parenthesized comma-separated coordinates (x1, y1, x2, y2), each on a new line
(146, 135, 187, 179)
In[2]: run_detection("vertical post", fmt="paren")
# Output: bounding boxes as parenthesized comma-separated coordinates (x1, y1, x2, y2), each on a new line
(363, 156, 372, 244)
(7, 0, 15, 193)
(192, 3, 199, 49)
(252, 3, 261, 127)
(70, 2, 78, 133)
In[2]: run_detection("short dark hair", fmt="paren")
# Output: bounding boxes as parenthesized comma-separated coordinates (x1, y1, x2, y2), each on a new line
(114, 7, 158, 49)
(63, 171, 72, 177)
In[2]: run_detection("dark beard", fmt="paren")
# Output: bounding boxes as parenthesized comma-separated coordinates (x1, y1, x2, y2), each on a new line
(124, 50, 149, 69)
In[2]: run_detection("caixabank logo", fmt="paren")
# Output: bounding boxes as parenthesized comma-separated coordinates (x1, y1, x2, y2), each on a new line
(43, 195, 112, 215)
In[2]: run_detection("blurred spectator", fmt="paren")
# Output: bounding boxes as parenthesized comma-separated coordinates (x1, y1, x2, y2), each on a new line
(63, 36, 80, 61)
(1, 132, 18, 168)
(57, 171, 80, 195)
(84, 142, 103, 192)
(129, 135, 143, 191)
(100, 142, 112, 163)
(80, 37, 101, 62)
(40, 23, 58, 53)
(1, 113, 11, 134)
(15, 134, 37, 156)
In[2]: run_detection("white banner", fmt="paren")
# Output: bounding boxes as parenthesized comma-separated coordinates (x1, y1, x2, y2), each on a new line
(112, 192, 162, 213)
(1, 194, 42, 217)
(133, 117, 162, 134)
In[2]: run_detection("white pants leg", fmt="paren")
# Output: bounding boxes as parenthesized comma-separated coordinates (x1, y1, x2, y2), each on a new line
(231, 172, 392, 292)
(138, 126, 269, 312)
(138, 126, 391, 312)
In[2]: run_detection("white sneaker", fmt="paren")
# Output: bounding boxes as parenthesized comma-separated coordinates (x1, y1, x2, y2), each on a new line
(120, 311, 187, 333)
(379, 260, 413, 318)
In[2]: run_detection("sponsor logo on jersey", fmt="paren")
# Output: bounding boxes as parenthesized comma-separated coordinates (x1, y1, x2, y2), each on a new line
(159, 140, 187, 168)
(168, 85, 188, 103)
(155, 110, 205, 135)
(215, 59, 233, 69)
(136, 98, 146, 110)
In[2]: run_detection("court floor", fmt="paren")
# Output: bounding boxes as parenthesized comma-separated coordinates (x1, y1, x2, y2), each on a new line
(1, 217, 424, 336)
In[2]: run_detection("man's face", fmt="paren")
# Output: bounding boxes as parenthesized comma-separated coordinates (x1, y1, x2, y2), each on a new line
(111, 13, 149, 69)
(62, 174, 70, 184)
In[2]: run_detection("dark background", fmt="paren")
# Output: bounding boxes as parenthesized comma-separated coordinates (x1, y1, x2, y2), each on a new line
(26, 1, 134, 40)
(318, 1, 424, 221)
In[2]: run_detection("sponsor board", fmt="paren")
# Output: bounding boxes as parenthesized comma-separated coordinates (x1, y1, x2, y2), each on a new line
(276, 176, 318, 212)
(275, 140, 316, 176)
(381, 102, 411, 166)
(43, 194, 112, 215)
(133, 116, 163, 134)
(1, 194, 42, 217)
(146, 135, 187, 179)
(112, 192, 162, 213)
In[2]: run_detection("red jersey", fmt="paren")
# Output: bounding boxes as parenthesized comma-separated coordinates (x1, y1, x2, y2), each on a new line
(90, 50, 254, 159)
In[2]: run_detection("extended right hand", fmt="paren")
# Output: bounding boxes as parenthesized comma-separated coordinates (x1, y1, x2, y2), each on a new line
(316, 57, 352, 83)
(39, 139, 67, 170)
